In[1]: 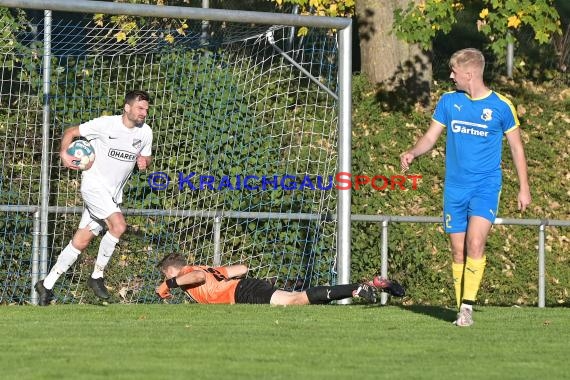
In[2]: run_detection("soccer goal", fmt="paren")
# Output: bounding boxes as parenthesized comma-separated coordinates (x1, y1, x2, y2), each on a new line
(0, 0, 352, 304)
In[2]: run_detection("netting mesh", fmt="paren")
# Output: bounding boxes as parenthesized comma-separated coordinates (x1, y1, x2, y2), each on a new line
(0, 10, 340, 304)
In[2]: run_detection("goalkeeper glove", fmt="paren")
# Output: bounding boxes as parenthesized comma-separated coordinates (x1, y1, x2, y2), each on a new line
(156, 277, 180, 299)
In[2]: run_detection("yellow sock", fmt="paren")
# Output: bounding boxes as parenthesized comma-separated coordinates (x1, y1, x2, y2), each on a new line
(452, 262, 464, 309)
(462, 256, 487, 303)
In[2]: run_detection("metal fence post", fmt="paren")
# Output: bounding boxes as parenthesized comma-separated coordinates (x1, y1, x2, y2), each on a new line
(31, 210, 41, 305)
(201, 0, 209, 46)
(213, 215, 222, 266)
(538, 223, 546, 308)
(507, 40, 514, 78)
(39, 10, 52, 279)
(336, 22, 352, 304)
(380, 219, 389, 305)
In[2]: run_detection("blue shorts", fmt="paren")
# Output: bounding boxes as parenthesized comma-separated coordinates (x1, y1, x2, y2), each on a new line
(443, 184, 501, 233)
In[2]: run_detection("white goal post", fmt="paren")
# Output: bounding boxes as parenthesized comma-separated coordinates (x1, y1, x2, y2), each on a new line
(0, 0, 352, 304)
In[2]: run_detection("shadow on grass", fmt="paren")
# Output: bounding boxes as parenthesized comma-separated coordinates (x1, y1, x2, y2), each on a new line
(398, 304, 458, 323)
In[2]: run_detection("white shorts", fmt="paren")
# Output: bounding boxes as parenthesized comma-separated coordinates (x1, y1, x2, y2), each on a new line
(78, 184, 122, 236)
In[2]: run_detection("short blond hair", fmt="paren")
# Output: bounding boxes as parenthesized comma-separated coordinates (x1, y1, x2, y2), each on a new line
(449, 48, 485, 76)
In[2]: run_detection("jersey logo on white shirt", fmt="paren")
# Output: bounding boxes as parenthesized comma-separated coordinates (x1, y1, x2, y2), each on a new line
(132, 139, 142, 149)
(108, 136, 118, 139)
(108, 148, 137, 162)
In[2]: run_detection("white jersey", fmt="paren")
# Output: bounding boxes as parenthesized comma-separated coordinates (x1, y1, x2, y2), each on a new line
(79, 115, 153, 203)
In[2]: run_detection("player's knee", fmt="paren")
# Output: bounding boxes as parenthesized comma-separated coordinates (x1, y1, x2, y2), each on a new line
(109, 222, 127, 237)
(109, 225, 127, 239)
(270, 290, 309, 305)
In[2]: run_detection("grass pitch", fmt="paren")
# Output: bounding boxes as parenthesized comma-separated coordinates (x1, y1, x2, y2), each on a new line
(0, 304, 568, 380)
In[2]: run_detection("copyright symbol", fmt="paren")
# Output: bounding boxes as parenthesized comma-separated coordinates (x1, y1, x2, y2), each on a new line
(147, 172, 170, 190)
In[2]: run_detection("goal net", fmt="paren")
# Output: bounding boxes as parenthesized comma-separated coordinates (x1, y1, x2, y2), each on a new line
(0, 4, 347, 304)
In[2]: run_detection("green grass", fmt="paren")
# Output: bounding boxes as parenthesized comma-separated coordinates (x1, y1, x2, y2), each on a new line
(0, 304, 568, 379)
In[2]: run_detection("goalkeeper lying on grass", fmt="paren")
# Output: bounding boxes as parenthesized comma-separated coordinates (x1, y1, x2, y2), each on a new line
(156, 254, 404, 305)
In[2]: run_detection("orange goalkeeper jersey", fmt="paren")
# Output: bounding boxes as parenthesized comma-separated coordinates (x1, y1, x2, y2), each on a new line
(178, 265, 239, 304)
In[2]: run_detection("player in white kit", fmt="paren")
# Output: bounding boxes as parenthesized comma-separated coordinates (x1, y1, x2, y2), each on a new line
(35, 90, 153, 305)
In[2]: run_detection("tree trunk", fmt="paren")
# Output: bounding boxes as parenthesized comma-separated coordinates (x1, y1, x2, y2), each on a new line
(356, 0, 432, 105)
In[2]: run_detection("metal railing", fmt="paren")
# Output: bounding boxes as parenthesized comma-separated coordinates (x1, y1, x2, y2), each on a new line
(352, 214, 570, 307)
(8, 204, 566, 307)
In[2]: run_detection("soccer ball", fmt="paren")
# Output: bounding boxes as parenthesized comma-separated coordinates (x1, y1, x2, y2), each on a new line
(67, 139, 95, 170)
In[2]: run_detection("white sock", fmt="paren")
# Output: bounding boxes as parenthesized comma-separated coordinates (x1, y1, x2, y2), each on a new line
(460, 303, 473, 311)
(43, 242, 81, 289)
(91, 232, 119, 279)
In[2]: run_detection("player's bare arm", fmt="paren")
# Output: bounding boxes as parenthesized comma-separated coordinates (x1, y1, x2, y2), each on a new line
(505, 128, 531, 212)
(60, 126, 81, 170)
(401, 120, 445, 172)
(223, 264, 248, 279)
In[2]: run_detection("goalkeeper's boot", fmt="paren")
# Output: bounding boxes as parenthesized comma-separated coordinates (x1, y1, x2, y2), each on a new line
(352, 283, 377, 303)
(372, 276, 406, 297)
(34, 280, 54, 306)
(87, 277, 110, 299)
(453, 306, 474, 327)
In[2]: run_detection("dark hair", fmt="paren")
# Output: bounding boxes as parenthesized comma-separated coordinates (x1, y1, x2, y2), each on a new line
(157, 254, 186, 271)
(124, 90, 151, 105)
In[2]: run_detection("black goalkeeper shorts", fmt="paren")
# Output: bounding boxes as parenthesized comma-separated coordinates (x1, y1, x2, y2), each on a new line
(234, 278, 277, 304)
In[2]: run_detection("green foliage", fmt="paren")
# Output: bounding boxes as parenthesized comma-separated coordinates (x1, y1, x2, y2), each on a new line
(0, 9, 44, 303)
(393, 0, 461, 48)
(477, 0, 562, 59)
(393, 0, 562, 65)
(272, 0, 355, 17)
(96, 0, 356, 42)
